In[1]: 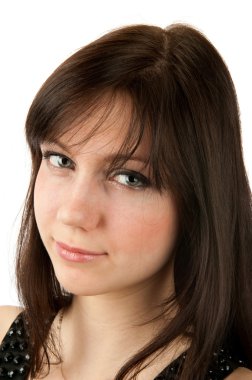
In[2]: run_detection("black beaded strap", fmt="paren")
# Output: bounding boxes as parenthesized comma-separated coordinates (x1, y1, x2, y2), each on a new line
(206, 347, 248, 380)
(0, 314, 30, 379)
(154, 352, 186, 379)
(0, 314, 249, 380)
(153, 346, 248, 380)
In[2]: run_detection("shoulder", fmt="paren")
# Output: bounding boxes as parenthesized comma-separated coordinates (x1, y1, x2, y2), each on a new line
(0, 305, 24, 343)
(225, 367, 252, 379)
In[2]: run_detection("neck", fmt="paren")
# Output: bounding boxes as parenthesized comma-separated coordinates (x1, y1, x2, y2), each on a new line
(56, 266, 181, 379)
(66, 262, 174, 332)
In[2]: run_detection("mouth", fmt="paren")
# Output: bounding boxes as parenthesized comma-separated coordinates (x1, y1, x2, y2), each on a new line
(55, 241, 107, 263)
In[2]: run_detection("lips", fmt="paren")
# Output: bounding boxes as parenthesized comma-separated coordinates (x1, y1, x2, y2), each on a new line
(55, 241, 107, 263)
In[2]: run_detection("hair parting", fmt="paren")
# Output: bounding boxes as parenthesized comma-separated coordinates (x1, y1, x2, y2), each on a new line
(16, 23, 252, 379)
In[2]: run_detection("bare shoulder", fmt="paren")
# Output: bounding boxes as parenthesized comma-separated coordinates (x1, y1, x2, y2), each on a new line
(0, 305, 24, 343)
(225, 367, 252, 379)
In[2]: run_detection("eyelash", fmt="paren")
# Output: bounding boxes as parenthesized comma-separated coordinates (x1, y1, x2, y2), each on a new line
(42, 150, 75, 169)
(41, 150, 150, 189)
(112, 170, 150, 189)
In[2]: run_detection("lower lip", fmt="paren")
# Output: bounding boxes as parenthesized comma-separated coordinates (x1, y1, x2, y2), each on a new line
(56, 243, 107, 263)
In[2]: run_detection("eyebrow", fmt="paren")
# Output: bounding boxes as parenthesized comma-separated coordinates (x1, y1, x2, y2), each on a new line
(41, 141, 149, 164)
(41, 140, 71, 154)
(104, 154, 148, 165)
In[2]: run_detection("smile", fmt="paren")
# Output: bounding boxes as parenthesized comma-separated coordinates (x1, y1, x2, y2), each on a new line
(55, 241, 107, 263)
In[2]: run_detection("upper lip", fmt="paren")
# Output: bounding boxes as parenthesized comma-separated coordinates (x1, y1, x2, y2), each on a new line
(56, 241, 106, 255)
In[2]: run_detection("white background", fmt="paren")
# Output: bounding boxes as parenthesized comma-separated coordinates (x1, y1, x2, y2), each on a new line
(0, 0, 251, 305)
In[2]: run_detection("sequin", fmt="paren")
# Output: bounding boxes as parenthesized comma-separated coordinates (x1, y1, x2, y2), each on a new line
(0, 342, 9, 352)
(0, 313, 31, 379)
(13, 356, 22, 365)
(0, 312, 250, 380)
(24, 354, 30, 362)
(7, 329, 15, 338)
(19, 342, 27, 351)
(0, 366, 7, 376)
(18, 366, 26, 375)
(16, 329, 23, 337)
(7, 369, 16, 378)
(4, 353, 14, 363)
(9, 341, 19, 350)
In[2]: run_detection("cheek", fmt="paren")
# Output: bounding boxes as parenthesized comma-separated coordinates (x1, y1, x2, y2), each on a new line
(34, 166, 59, 233)
(108, 193, 179, 264)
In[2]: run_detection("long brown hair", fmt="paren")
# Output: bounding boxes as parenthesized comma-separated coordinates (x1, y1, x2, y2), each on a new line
(16, 23, 252, 379)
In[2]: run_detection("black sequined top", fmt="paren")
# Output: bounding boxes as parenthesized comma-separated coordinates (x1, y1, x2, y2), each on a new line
(0, 313, 249, 379)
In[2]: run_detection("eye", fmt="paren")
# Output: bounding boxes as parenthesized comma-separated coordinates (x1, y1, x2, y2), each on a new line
(42, 151, 74, 169)
(112, 171, 150, 189)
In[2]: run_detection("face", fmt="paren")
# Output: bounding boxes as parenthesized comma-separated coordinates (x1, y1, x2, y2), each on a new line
(34, 96, 179, 299)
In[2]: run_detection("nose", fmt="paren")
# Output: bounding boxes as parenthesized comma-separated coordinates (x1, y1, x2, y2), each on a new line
(56, 178, 103, 231)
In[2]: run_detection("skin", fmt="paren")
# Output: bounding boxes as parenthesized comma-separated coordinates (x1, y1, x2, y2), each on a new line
(34, 95, 180, 303)
(28, 95, 251, 379)
(32, 95, 183, 379)
(0, 96, 250, 378)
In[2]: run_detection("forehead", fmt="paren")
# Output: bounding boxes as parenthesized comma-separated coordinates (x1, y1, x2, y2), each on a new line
(53, 92, 150, 158)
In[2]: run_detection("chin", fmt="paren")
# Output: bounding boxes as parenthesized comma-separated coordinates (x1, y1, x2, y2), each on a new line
(53, 267, 111, 296)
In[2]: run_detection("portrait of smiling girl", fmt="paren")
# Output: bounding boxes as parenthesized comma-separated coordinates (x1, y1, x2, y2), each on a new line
(0, 23, 251, 380)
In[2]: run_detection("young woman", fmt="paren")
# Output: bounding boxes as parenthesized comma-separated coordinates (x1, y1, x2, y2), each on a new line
(0, 23, 251, 380)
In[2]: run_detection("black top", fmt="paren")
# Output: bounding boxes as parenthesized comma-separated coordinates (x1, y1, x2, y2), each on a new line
(0, 313, 249, 379)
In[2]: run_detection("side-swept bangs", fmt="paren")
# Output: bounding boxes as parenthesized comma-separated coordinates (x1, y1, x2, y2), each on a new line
(17, 23, 252, 379)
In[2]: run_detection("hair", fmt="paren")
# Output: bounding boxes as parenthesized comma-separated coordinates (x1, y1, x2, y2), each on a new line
(16, 23, 252, 379)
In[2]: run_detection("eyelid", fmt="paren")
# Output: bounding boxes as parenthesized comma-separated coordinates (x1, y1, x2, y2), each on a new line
(41, 149, 67, 160)
(40, 149, 151, 187)
(41, 149, 75, 169)
(111, 169, 151, 188)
